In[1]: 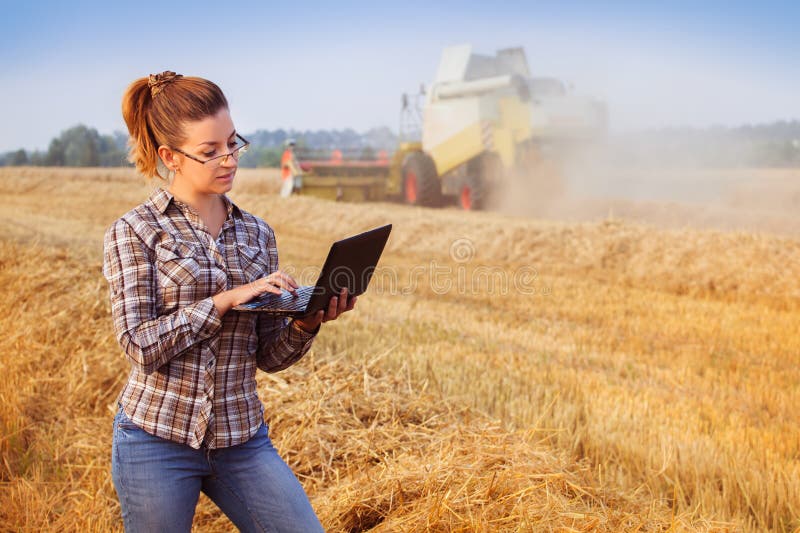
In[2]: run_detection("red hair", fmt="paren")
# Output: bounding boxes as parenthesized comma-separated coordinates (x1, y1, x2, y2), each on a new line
(121, 72, 228, 180)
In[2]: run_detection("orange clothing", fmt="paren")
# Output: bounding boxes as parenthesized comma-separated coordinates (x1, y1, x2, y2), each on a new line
(281, 149, 294, 181)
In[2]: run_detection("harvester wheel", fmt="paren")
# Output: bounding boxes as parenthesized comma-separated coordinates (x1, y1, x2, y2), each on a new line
(459, 172, 486, 211)
(402, 151, 441, 207)
(460, 154, 497, 210)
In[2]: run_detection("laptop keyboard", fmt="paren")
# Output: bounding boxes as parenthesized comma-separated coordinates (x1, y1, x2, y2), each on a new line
(237, 285, 315, 311)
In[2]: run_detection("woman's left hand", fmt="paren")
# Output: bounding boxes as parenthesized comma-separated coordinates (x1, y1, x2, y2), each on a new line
(293, 287, 357, 333)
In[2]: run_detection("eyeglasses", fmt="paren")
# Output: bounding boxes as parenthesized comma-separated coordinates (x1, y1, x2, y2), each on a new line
(172, 133, 250, 167)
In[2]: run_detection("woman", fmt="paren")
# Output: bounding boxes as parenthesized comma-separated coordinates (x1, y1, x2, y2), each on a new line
(102, 71, 354, 532)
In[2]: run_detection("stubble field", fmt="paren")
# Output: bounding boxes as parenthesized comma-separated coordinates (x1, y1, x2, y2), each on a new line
(1, 167, 799, 532)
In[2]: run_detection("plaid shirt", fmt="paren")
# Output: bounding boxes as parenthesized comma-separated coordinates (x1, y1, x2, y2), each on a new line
(102, 187, 317, 449)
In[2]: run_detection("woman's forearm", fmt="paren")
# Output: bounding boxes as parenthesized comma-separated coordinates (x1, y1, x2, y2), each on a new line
(212, 289, 237, 317)
(116, 297, 222, 374)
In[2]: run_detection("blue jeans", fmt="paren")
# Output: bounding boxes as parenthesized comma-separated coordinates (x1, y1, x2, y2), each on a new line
(111, 405, 323, 532)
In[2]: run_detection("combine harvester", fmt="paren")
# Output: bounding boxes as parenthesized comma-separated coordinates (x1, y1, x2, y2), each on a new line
(286, 45, 606, 210)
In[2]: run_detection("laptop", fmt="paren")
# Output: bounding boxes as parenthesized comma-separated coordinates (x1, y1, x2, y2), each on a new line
(233, 224, 392, 316)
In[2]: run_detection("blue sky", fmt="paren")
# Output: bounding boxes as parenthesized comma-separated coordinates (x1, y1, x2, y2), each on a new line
(0, 0, 798, 152)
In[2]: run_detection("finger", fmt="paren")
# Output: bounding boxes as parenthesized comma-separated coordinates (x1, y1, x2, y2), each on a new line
(277, 271, 299, 291)
(345, 295, 357, 311)
(267, 273, 296, 294)
(309, 309, 324, 325)
(258, 279, 282, 295)
(337, 287, 348, 314)
(278, 277, 297, 294)
(270, 272, 297, 293)
(325, 296, 338, 321)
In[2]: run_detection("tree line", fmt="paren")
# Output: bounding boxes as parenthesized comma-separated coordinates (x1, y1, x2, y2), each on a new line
(0, 125, 398, 168)
(1, 125, 129, 167)
(2, 121, 799, 168)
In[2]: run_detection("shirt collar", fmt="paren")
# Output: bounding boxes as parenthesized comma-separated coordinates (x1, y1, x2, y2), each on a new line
(149, 186, 241, 219)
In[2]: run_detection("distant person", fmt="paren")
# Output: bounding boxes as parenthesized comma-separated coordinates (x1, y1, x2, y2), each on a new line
(280, 138, 301, 181)
(102, 70, 356, 532)
(280, 139, 302, 197)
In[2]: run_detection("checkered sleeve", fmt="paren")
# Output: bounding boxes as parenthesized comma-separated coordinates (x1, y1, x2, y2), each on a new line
(102, 218, 222, 375)
(256, 315, 319, 372)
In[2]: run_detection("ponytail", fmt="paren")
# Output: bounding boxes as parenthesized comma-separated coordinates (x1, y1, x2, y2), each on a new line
(121, 78, 160, 179)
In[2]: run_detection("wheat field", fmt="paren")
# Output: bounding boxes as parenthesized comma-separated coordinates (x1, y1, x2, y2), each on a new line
(1, 167, 799, 532)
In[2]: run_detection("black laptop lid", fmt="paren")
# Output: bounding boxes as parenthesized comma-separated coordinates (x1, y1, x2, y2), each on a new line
(304, 224, 392, 314)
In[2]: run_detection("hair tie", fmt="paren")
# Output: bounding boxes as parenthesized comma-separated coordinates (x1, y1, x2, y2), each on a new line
(148, 71, 183, 98)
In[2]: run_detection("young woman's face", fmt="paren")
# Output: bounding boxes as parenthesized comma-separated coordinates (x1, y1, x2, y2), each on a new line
(171, 107, 239, 195)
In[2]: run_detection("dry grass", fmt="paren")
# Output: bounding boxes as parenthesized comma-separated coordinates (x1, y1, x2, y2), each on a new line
(1, 167, 799, 531)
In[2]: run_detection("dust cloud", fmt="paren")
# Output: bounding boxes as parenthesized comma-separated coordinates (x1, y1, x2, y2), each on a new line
(437, 43, 800, 237)
(491, 137, 800, 238)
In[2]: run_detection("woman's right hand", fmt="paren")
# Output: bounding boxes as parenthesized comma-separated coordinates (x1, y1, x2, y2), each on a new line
(212, 270, 299, 316)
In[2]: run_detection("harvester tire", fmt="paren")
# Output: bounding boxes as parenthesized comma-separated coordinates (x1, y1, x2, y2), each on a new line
(402, 152, 441, 207)
(459, 172, 486, 211)
(460, 154, 498, 211)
